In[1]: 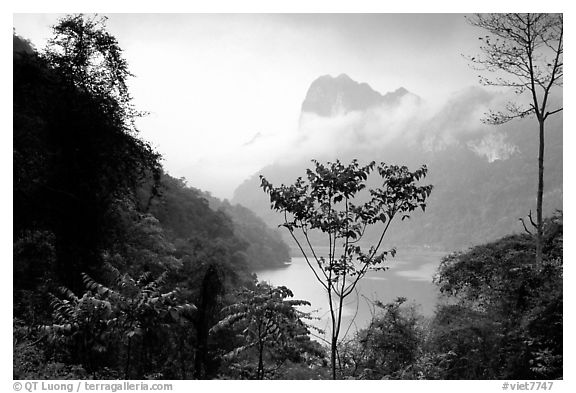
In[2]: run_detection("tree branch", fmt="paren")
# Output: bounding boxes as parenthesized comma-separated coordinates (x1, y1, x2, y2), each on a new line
(544, 107, 563, 119)
(303, 230, 329, 282)
(528, 209, 538, 228)
(343, 215, 395, 298)
(284, 215, 329, 292)
(519, 217, 533, 235)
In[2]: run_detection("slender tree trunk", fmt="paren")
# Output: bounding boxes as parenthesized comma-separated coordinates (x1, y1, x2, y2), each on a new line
(331, 335, 338, 380)
(124, 337, 131, 379)
(194, 265, 222, 379)
(258, 341, 264, 380)
(334, 294, 345, 378)
(180, 334, 187, 379)
(328, 284, 340, 379)
(536, 118, 545, 263)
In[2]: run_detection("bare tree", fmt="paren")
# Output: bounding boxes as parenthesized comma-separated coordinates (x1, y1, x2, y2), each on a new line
(466, 13, 563, 263)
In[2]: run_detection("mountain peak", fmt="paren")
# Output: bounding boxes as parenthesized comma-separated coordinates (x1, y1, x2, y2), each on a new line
(336, 73, 353, 80)
(301, 74, 411, 117)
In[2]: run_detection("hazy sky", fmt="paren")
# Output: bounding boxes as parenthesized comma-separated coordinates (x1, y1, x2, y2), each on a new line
(14, 13, 485, 199)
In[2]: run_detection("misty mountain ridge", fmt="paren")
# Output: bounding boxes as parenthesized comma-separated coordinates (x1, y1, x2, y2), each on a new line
(233, 74, 562, 250)
(301, 73, 413, 117)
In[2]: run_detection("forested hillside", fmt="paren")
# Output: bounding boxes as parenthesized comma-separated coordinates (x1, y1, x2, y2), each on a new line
(202, 194, 290, 268)
(13, 19, 315, 380)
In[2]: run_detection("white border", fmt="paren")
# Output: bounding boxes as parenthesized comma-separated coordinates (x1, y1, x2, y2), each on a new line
(4, 1, 573, 391)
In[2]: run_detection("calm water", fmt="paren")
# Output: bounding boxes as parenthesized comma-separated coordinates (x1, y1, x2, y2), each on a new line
(255, 249, 446, 340)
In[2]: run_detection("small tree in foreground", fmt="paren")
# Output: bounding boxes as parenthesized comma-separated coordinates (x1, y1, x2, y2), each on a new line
(211, 283, 320, 379)
(260, 159, 432, 379)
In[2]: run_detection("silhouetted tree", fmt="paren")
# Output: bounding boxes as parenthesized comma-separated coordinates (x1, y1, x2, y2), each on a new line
(261, 159, 432, 379)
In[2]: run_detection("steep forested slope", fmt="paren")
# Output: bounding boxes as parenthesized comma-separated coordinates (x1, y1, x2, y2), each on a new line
(13, 23, 303, 380)
(203, 195, 290, 268)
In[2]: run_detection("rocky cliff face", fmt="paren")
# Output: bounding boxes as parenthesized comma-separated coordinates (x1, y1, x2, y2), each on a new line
(300, 74, 409, 116)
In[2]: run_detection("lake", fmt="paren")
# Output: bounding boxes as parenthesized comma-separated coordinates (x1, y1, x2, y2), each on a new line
(255, 248, 447, 341)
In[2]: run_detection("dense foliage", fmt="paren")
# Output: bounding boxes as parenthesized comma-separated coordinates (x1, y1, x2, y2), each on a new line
(339, 298, 423, 379)
(429, 212, 563, 379)
(14, 24, 161, 292)
(334, 213, 562, 380)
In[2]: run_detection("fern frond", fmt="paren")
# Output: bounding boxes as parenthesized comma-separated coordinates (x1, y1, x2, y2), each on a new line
(81, 272, 113, 297)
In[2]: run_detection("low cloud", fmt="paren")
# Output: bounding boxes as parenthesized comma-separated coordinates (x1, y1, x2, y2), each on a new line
(290, 93, 425, 162)
(271, 86, 524, 164)
(181, 86, 530, 198)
